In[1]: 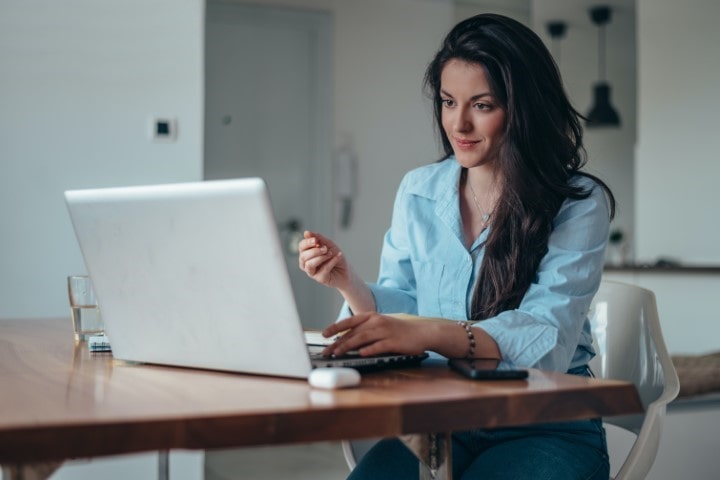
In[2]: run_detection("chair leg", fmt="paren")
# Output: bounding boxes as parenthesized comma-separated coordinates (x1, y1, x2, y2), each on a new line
(341, 440, 358, 471)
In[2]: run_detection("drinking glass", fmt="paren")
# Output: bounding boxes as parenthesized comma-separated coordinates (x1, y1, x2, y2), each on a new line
(67, 275, 104, 341)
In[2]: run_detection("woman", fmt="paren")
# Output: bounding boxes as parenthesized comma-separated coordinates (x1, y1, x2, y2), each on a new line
(298, 13, 614, 480)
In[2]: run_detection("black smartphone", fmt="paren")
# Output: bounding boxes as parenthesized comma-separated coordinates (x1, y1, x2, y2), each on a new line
(448, 358, 528, 380)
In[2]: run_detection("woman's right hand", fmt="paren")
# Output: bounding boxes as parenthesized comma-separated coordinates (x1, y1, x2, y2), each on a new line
(298, 231, 350, 290)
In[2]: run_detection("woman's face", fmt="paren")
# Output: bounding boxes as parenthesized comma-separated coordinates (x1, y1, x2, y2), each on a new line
(440, 59, 506, 169)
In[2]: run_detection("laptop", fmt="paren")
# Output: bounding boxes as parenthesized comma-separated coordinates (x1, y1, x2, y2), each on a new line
(64, 177, 427, 379)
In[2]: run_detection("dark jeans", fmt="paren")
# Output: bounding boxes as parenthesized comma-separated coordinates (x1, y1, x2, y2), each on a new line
(348, 366, 609, 480)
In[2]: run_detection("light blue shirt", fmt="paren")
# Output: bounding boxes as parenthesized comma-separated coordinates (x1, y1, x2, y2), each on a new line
(341, 158, 610, 372)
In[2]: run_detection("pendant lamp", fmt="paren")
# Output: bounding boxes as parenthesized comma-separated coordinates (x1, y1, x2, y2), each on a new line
(586, 6, 621, 128)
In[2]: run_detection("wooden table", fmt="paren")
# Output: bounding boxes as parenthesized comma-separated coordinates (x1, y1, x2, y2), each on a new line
(0, 318, 643, 479)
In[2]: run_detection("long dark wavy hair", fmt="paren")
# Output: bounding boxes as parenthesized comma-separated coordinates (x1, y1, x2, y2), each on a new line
(424, 14, 615, 320)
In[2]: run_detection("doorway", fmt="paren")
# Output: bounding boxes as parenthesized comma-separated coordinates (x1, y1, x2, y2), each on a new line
(204, 1, 336, 328)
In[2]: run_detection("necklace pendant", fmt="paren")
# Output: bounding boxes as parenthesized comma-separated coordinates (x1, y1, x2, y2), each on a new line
(481, 213, 490, 223)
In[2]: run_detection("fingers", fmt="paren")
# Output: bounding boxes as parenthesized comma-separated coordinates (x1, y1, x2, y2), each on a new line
(307, 251, 344, 280)
(323, 326, 395, 357)
(297, 231, 331, 268)
(323, 314, 369, 337)
(298, 237, 319, 256)
(356, 340, 394, 357)
(298, 243, 329, 268)
(298, 245, 342, 276)
(322, 314, 379, 357)
(305, 230, 332, 244)
(297, 231, 346, 284)
(321, 314, 425, 357)
(322, 327, 376, 357)
(300, 231, 338, 251)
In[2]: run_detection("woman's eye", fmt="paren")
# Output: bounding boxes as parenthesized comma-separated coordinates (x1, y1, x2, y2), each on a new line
(441, 99, 455, 107)
(474, 102, 492, 111)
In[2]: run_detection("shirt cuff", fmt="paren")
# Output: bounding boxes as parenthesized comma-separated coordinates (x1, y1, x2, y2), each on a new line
(335, 283, 414, 321)
(475, 311, 562, 370)
(367, 283, 417, 315)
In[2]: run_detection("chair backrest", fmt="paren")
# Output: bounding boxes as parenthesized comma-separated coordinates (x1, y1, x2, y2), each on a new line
(588, 280, 680, 479)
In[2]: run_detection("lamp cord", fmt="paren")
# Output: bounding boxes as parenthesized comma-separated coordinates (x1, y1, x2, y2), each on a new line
(598, 25, 606, 82)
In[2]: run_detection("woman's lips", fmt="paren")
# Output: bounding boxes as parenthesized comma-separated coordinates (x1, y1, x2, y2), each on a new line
(454, 137, 480, 150)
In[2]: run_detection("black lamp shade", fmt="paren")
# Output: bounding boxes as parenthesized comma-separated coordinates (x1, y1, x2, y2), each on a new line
(586, 82, 621, 127)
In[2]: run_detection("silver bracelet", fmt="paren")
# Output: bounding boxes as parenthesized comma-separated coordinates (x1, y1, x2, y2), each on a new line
(459, 321, 476, 359)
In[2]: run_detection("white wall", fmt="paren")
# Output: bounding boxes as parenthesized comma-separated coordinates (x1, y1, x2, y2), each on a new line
(636, 0, 720, 264)
(604, 271, 720, 356)
(533, 0, 637, 252)
(331, 0, 454, 281)
(0, 0, 205, 319)
(455, 0, 530, 24)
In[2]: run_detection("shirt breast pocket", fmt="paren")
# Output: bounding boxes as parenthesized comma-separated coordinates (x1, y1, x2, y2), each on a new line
(413, 261, 444, 317)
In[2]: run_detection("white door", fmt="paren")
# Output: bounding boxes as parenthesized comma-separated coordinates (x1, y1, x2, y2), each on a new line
(205, 2, 336, 329)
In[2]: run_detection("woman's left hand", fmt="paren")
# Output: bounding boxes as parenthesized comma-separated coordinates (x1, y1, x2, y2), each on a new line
(321, 313, 430, 357)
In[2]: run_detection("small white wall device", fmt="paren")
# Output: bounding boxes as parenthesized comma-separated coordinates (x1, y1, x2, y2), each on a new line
(148, 116, 178, 142)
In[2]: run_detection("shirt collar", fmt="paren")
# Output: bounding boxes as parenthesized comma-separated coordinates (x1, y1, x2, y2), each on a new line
(406, 158, 465, 244)
(405, 157, 461, 203)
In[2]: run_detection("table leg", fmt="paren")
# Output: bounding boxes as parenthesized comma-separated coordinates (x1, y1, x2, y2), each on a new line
(158, 450, 169, 480)
(1, 462, 61, 480)
(400, 432, 452, 480)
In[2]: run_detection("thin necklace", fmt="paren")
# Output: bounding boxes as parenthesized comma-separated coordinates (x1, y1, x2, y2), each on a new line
(467, 180, 493, 226)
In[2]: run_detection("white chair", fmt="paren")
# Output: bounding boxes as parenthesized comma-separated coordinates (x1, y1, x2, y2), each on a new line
(588, 280, 679, 479)
(342, 280, 680, 480)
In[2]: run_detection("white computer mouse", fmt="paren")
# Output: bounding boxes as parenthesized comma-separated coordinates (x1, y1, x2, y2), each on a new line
(308, 367, 361, 389)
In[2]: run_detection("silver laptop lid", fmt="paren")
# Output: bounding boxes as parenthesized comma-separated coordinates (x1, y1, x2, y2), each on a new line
(65, 178, 313, 378)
